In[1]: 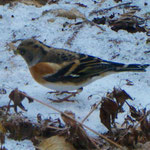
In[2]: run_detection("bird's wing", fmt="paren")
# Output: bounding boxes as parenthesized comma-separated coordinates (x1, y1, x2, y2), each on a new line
(43, 53, 124, 84)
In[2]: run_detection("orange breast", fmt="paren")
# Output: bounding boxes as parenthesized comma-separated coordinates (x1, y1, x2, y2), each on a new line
(29, 62, 61, 84)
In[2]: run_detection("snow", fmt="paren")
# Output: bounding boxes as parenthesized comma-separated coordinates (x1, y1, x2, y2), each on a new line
(3, 138, 34, 150)
(0, 0, 150, 149)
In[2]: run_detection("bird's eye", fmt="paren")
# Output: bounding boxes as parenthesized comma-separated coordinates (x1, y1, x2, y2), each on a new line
(20, 49, 26, 55)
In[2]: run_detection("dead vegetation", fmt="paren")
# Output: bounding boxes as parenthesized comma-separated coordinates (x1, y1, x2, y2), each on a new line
(0, 87, 149, 149)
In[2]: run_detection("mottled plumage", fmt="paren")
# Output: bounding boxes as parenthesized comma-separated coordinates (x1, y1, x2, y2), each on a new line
(17, 39, 149, 91)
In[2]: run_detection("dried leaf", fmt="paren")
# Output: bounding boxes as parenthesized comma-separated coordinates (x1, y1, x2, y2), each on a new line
(61, 111, 76, 127)
(9, 89, 33, 112)
(0, 0, 49, 7)
(50, 8, 86, 20)
(100, 106, 111, 130)
(112, 87, 133, 105)
(129, 105, 142, 120)
(100, 97, 118, 130)
(38, 135, 76, 150)
(141, 118, 150, 140)
(4, 118, 36, 140)
(9, 89, 26, 112)
(92, 17, 106, 25)
(109, 16, 146, 33)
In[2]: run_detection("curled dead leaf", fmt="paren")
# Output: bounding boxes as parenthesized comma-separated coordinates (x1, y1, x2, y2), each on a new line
(112, 87, 133, 105)
(38, 135, 76, 150)
(9, 89, 33, 112)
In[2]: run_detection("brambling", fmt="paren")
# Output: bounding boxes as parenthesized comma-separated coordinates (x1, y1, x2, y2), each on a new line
(16, 39, 149, 95)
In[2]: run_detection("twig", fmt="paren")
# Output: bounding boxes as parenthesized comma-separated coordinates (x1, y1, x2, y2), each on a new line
(65, 24, 84, 46)
(6, 100, 11, 115)
(82, 101, 102, 123)
(85, 19, 105, 31)
(90, 2, 132, 15)
(20, 92, 123, 149)
(65, 20, 105, 47)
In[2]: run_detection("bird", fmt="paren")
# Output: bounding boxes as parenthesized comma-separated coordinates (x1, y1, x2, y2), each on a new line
(16, 39, 149, 101)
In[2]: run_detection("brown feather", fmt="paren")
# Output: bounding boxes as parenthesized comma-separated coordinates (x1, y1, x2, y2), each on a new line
(29, 62, 61, 84)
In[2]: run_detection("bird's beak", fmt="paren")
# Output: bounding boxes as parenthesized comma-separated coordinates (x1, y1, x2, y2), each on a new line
(13, 48, 20, 55)
(15, 49, 20, 55)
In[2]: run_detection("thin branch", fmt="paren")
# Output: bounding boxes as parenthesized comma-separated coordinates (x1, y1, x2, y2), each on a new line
(90, 2, 132, 15)
(65, 24, 84, 46)
(84, 19, 105, 31)
(82, 101, 102, 123)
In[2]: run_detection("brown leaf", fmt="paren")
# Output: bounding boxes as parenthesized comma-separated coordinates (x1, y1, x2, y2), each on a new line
(27, 97, 34, 103)
(9, 89, 26, 112)
(49, 8, 86, 20)
(3, 118, 36, 140)
(100, 106, 111, 130)
(92, 17, 106, 25)
(128, 105, 142, 120)
(8, 89, 33, 112)
(112, 87, 133, 105)
(100, 97, 118, 130)
(0, 0, 47, 7)
(61, 111, 76, 127)
(38, 135, 76, 150)
(109, 16, 146, 33)
(141, 118, 150, 140)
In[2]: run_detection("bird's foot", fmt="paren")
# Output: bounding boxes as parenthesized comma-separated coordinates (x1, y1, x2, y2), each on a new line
(48, 87, 83, 103)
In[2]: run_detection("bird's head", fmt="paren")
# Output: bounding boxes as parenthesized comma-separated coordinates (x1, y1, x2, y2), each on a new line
(17, 39, 47, 67)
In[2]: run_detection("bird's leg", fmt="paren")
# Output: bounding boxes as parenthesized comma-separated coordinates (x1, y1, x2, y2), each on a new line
(60, 87, 83, 96)
(48, 90, 74, 96)
(48, 87, 83, 103)
(48, 91, 61, 95)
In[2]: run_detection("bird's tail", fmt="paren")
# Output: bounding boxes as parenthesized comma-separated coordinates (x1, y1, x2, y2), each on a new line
(114, 64, 149, 72)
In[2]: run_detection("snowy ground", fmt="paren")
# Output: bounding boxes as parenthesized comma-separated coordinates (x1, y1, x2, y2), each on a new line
(0, 0, 150, 149)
